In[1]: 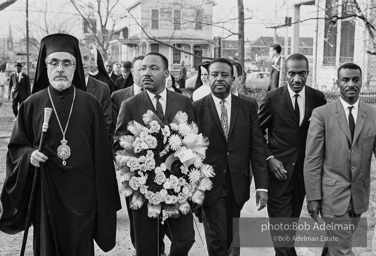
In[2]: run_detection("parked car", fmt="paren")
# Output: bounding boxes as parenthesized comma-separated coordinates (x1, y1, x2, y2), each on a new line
(245, 71, 270, 90)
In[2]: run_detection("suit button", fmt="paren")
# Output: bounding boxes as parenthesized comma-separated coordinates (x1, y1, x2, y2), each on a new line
(292, 163, 295, 166)
(227, 152, 230, 156)
(352, 166, 355, 169)
(223, 170, 226, 173)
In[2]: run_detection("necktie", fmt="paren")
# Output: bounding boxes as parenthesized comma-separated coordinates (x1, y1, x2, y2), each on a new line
(154, 94, 164, 122)
(294, 94, 300, 125)
(348, 106, 355, 141)
(220, 100, 229, 140)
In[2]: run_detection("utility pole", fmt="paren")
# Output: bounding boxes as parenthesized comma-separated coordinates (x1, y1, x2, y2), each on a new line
(26, 0, 29, 76)
(238, 0, 244, 69)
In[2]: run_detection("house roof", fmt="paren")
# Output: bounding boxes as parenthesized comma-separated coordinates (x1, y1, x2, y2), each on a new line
(127, 0, 216, 11)
(248, 36, 313, 47)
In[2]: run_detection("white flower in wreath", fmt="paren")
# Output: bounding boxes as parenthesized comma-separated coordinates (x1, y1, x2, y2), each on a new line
(178, 123, 192, 137)
(170, 123, 179, 131)
(160, 189, 168, 199)
(146, 150, 154, 159)
(139, 184, 148, 194)
(138, 174, 148, 185)
(155, 172, 166, 185)
(145, 158, 156, 170)
(189, 168, 201, 184)
(139, 164, 147, 172)
(149, 121, 161, 133)
(165, 194, 174, 204)
(163, 179, 172, 190)
(155, 166, 162, 174)
(140, 141, 150, 150)
(138, 155, 146, 163)
(160, 163, 167, 172)
(193, 155, 203, 168)
(129, 176, 141, 190)
(145, 191, 153, 200)
(169, 134, 182, 151)
(180, 165, 189, 175)
(169, 175, 179, 189)
(139, 131, 149, 140)
(154, 192, 163, 204)
(178, 177, 187, 186)
(172, 195, 179, 204)
(127, 157, 140, 171)
(177, 192, 188, 204)
(145, 135, 158, 149)
(174, 186, 181, 193)
(162, 126, 171, 142)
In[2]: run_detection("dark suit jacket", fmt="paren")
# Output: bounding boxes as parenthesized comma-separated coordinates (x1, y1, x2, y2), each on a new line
(111, 86, 135, 131)
(193, 94, 268, 207)
(258, 85, 326, 197)
(110, 72, 120, 84)
(114, 89, 194, 142)
(87, 76, 112, 135)
(8, 72, 31, 101)
(115, 73, 134, 90)
(268, 57, 281, 91)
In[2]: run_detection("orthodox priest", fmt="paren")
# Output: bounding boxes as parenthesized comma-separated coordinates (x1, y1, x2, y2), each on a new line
(0, 33, 121, 255)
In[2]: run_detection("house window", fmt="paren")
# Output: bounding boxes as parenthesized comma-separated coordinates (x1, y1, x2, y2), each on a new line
(173, 47, 181, 64)
(195, 10, 203, 30)
(174, 10, 181, 30)
(151, 9, 159, 29)
(323, 0, 355, 66)
(323, 0, 338, 66)
(150, 44, 159, 53)
(339, 0, 355, 64)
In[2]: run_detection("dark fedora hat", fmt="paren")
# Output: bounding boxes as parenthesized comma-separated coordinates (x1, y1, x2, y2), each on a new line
(15, 62, 22, 67)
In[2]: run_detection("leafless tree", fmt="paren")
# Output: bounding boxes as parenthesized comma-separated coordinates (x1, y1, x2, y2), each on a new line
(68, 0, 123, 59)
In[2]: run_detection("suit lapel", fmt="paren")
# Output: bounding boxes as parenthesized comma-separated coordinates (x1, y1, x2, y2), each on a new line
(86, 77, 95, 94)
(352, 102, 366, 146)
(282, 86, 299, 124)
(207, 96, 226, 139)
(302, 87, 313, 126)
(228, 96, 239, 138)
(335, 100, 352, 145)
(140, 90, 155, 117)
(165, 90, 175, 121)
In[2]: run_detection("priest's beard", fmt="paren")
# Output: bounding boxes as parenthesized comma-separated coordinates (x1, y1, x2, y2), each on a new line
(50, 80, 72, 91)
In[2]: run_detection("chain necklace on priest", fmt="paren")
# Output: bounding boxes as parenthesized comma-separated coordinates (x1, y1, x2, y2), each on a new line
(47, 86, 76, 166)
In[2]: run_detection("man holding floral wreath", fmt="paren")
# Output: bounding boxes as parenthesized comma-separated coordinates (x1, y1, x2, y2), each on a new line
(114, 52, 195, 256)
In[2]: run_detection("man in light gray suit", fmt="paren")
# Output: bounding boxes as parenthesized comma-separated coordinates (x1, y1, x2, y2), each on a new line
(304, 63, 376, 256)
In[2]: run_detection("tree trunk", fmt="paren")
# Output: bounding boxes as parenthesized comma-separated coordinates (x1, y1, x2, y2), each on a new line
(238, 0, 245, 70)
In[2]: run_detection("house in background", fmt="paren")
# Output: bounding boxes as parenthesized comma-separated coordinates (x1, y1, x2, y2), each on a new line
(314, 0, 376, 90)
(108, 0, 215, 72)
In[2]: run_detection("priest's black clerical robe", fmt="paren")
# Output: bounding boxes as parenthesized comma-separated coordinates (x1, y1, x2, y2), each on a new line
(0, 85, 121, 255)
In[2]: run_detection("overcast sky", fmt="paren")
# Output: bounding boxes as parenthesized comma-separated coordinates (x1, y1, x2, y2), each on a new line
(0, 0, 316, 41)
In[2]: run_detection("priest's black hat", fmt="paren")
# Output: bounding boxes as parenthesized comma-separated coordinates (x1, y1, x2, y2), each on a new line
(32, 33, 86, 93)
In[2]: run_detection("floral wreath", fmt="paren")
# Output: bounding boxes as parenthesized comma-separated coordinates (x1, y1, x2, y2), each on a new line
(115, 110, 215, 223)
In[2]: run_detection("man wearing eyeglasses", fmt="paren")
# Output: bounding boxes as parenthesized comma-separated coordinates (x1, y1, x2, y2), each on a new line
(0, 33, 120, 256)
(105, 60, 120, 84)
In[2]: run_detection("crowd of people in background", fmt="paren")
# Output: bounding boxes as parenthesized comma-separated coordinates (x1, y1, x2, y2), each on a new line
(0, 34, 375, 256)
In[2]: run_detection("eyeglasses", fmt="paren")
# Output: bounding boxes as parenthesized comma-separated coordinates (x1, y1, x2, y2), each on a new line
(46, 60, 76, 70)
(106, 65, 112, 67)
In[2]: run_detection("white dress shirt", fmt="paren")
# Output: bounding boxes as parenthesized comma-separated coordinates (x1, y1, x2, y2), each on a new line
(339, 97, 359, 124)
(287, 85, 305, 126)
(211, 93, 232, 126)
(133, 83, 143, 95)
(146, 88, 167, 114)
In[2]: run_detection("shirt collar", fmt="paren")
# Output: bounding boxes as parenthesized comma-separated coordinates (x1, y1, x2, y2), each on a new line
(339, 97, 359, 111)
(287, 85, 305, 99)
(274, 55, 281, 65)
(211, 93, 232, 107)
(133, 83, 142, 94)
(146, 87, 167, 101)
(85, 75, 89, 86)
